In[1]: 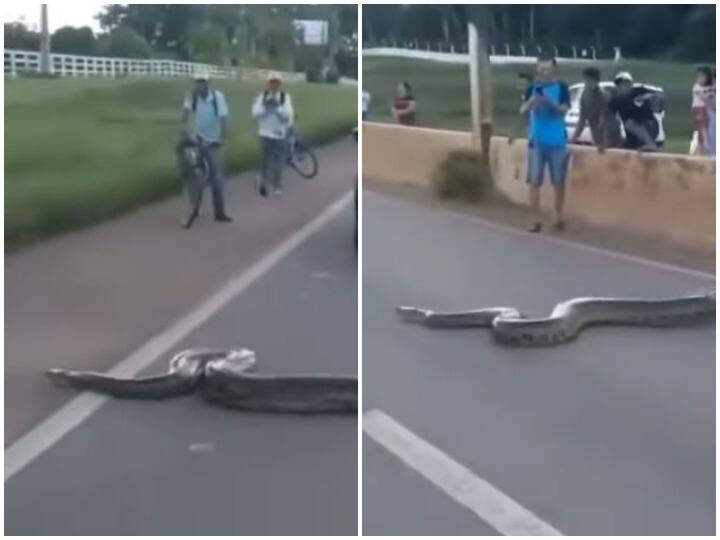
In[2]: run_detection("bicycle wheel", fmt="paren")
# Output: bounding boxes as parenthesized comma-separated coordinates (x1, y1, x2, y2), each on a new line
(183, 164, 206, 229)
(289, 141, 319, 179)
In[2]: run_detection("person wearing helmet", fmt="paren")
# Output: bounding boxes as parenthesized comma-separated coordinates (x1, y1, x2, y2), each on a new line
(608, 71, 659, 151)
(179, 69, 232, 222)
(251, 71, 294, 198)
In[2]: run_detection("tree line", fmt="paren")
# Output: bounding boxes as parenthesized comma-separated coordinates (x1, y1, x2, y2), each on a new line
(5, 4, 358, 78)
(363, 5, 715, 62)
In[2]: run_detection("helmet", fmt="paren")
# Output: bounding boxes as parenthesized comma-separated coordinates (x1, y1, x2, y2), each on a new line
(613, 71, 633, 84)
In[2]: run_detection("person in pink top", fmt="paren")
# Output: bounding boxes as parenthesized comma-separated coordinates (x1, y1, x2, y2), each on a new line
(691, 66, 715, 155)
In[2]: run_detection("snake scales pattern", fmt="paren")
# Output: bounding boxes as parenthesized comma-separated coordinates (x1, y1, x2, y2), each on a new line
(46, 348, 357, 414)
(397, 290, 715, 346)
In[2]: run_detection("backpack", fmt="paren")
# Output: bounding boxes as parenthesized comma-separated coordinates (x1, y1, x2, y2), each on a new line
(262, 90, 286, 105)
(191, 89, 218, 116)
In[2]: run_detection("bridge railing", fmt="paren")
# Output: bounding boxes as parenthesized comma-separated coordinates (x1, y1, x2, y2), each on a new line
(4, 49, 308, 82)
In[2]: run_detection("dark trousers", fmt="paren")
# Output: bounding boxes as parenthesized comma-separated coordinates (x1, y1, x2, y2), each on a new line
(261, 136, 286, 189)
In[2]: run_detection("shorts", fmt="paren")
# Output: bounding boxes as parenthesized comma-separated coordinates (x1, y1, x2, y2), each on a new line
(691, 106, 709, 131)
(527, 143, 569, 188)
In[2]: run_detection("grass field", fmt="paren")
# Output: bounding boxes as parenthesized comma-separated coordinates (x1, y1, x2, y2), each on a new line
(363, 56, 707, 154)
(5, 77, 356, 250)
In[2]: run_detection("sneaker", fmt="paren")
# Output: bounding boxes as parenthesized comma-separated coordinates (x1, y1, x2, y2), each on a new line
(273, 189, 282, 196)
(553, 220, 566, 232)
(528, 222, 542, 233)
(215, 215, 233, 223)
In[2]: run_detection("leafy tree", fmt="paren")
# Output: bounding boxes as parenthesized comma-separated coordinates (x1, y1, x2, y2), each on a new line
(51, 26, 96, 55)
(93, 3, 357, 70)
(95, 26, 152, 59)
(363, 4, 715, 61)
(4, 22, 40, 50)
(673, 5, 716, 62)
(187, 24, 228, 64)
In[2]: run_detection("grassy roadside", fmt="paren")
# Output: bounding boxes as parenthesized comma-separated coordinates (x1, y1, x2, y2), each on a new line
(363, 56, 706, 154)
(5, 77, 356, 251)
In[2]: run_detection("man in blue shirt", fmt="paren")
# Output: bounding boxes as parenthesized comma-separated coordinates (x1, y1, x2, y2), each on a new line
(520, 55, 571, 232)
(179, 70, 232, 222)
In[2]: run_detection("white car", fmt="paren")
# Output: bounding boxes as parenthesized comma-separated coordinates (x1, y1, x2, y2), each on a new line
(565, 81, 666, 147)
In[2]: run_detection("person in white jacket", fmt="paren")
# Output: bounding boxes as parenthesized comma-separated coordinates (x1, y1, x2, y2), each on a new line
(251, 71, 294, 197)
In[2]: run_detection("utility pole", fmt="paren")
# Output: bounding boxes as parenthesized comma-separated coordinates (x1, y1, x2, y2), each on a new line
(466, 6, 493, 167)
(40, 4, 51, 75)
(529, 5, 535, 41)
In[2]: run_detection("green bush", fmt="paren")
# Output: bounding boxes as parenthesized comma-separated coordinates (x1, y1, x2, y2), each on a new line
(306, 67, 322, 83)
(187, 24, 229, 65)
(51, 26, 96, 55)
(431, 150, 492, 201)
(95, 26, 152, 59)
(325, 69, 340, 84)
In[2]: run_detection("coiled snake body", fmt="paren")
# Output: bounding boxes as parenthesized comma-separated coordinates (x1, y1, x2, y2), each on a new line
(397, 290, 715, 346)
(46, 348, 357, 413)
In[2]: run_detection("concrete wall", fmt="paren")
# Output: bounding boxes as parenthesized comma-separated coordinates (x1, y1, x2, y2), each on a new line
(363, 122, 716, 250)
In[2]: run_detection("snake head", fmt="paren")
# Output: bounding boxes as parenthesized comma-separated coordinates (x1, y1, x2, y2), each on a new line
(396, 306, 431, 324)
(45, 368, 75, 387)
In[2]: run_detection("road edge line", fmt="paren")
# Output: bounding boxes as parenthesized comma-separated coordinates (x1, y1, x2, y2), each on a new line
(5, 191, 353, 482)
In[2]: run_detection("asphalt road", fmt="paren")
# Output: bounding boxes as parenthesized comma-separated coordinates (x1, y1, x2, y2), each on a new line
(362, 190, 715, 536)
(5, 203, 357, 535)
(5, 139, 356, 445)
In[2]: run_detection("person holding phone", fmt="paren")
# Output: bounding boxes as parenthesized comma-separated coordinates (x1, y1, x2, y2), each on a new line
(252, 71, 294, 198)
(520, 55, 571, 233)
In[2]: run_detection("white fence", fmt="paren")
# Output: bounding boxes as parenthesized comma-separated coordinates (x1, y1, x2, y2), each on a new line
(4, 49, 306, 82)
(363, 46, 622, 65)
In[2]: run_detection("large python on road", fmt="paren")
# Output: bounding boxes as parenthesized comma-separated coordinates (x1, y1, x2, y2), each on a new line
(47, 348, 357, 413)
(397, 290, 715, 346)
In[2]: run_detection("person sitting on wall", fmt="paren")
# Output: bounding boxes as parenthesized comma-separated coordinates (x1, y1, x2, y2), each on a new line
(608, 71, 659, 152)
(571, 67, 621, 152)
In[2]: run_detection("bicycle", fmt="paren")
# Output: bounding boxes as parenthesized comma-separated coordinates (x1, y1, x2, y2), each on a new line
(177, 135, 217, 229)
(286, 123, 319, 179)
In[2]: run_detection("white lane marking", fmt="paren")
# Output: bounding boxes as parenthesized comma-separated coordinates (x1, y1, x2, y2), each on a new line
(363, 409, 563, 536)
(368, 191, 714, 281)
(188, 442, 216, 453)
(5, 192, 353, 482)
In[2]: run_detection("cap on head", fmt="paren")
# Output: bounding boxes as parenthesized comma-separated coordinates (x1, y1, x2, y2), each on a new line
(614, 71, 633, 84)
(266, 71, 283, 83)
(193, 69, 210, 82)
